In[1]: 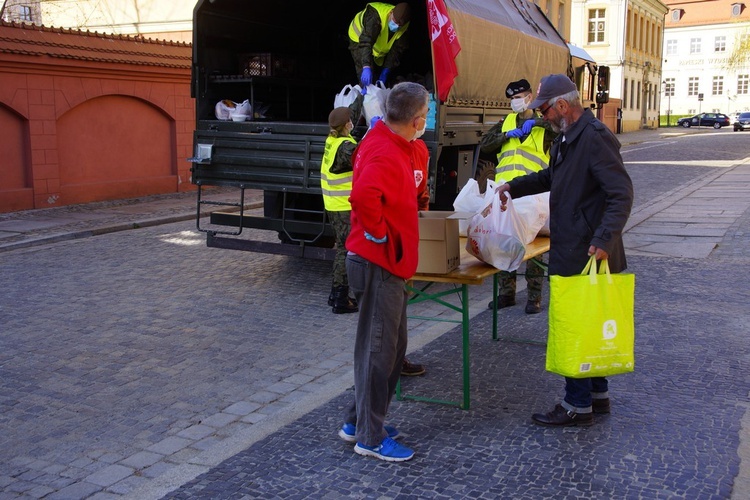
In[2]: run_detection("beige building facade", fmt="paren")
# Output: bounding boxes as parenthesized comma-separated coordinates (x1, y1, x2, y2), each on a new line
(570, 0, 669, 132)
(662, 0, 750, 119)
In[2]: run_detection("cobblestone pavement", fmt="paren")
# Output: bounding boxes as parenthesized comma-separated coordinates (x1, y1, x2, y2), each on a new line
(1, 128, 749, 499)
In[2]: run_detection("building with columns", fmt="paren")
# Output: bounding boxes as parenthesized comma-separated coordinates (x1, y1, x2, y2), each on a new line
(569, 0, 669, 132)
(661, 0, 750, 120)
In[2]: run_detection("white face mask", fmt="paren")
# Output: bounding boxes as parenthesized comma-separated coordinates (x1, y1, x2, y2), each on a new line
(412, 121, 426, 141)
(510, 95, 530, 113)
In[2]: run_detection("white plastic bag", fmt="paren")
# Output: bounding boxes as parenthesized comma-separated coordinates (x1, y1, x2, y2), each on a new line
(215, 99, 251, 120)
(513, 192, 550, 240)
(465, 193, 527, 271)
(453, 179, 496, 236)
(334, 84, 362, 108)
(363, 82, 389, 126)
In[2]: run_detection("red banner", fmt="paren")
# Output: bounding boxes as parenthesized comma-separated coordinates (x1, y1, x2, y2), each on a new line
(428, 0, 461, 102)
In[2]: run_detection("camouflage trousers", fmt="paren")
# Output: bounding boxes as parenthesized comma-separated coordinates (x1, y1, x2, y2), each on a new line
(498, 255, 546, 302)
(328, 210, 352, 288)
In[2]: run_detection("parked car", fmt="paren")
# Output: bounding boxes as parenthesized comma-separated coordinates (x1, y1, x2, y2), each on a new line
(677, 113, 731, 129)
(731, 112, 741, 124)
(733, 112, 750, 131)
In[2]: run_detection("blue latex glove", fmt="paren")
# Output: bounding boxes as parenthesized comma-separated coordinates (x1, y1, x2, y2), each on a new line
(370, 115, 382, 128)
(364, 231, 387, 244)
(377, 68, 390, 85)
(506, 128, 524, 138)
(521, 119, 535, 135)
(360, 67, 373, 89)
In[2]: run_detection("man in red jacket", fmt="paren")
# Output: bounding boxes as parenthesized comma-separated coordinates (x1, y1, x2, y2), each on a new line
(337, 81, 429, 462)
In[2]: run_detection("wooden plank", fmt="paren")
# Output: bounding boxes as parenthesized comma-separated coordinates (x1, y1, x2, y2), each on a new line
(411, 236, 550, 285)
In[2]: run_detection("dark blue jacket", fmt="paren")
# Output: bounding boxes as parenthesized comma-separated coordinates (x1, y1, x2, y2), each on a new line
(508, 108, 634, 276)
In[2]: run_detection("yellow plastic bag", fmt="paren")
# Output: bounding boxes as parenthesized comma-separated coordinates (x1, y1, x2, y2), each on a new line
(546, 256, 635, 378)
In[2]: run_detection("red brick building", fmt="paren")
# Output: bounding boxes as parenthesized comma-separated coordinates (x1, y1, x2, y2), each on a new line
(0, 21, 194, 213)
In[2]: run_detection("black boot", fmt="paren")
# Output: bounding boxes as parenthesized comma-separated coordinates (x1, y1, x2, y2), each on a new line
(332, 286, 358, 314)
(328, 286, 336, 307)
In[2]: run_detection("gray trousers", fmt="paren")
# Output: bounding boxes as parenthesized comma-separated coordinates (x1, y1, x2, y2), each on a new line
(344, 253, 408, 447)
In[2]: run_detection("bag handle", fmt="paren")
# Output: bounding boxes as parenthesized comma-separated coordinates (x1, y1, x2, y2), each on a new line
(598, 258, 614, 284)
(581, 255, 614, 284)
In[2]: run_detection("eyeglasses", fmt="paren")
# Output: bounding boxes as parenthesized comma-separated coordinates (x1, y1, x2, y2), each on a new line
(538, 102, 554, 116)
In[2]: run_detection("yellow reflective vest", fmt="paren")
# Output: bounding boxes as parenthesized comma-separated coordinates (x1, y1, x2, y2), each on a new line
(495, 113, 550, 183)
(348, 2, 409, 67)
(320, 136, 356, 212)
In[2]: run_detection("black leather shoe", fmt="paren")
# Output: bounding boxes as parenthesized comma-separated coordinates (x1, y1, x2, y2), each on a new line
(401, 357, 426, 376)
(592, 398, 611, 414)
(487, 295, 516, 310)
(525, 300, 542, 314)
(532, 404, 594, 427)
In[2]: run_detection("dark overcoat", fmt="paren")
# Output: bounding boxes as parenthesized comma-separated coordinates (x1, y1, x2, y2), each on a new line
(508, 108, 634, 277)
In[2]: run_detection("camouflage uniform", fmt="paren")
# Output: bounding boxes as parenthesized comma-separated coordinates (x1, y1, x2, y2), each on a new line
(498, 256, 546, 302)
(348, 4, 409, 77)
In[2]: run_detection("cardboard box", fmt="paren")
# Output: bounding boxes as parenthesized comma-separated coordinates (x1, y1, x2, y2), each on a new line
(416, 211, 462, 274)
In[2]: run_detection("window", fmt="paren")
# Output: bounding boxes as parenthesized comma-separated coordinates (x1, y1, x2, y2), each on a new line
(666, 39, 678, 55)
(624, 78, 629, 108)
(671, 9, 682, 22)
(731, 3, 744, 17)
(690, 38, 702, 54)
(588, 9, 606, 43)
(738, 74, 750, 94)
(19, 6, 32, 22)
(630, 80, 635, 108)
(688, 77, 702, 96)
(715, 36, 726, 52)
(664, 78, 675, 97)
(637, 82, 641, 109)
(713, 76, 724, 95)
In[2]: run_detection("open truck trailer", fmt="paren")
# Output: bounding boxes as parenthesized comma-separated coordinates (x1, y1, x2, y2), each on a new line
(189, 0, 598, 259)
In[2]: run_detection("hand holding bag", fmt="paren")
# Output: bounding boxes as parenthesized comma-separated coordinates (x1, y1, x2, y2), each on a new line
(363, 82, 389, 126)
(546, 255, 635, 378)
(465, 193, 527, 271)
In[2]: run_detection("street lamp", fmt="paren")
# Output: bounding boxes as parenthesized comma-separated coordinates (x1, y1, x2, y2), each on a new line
(662, 80, 671, 127)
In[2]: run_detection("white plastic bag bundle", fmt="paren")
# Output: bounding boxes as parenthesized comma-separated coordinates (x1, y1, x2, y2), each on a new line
(334, 84, 362, 108)
(363, 82, 389, 126)
(453, 179, 497, 236)
(513, 192, 550, 239)
(215, 99, 251, 120)
(465, 193, 527, 271)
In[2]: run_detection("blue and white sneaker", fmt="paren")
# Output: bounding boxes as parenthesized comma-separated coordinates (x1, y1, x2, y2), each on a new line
(338, 423, 400, 443)
(354, 437, 414, 462)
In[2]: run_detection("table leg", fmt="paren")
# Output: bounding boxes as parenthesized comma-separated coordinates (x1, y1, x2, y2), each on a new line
(492, 273, 499, 341)
(461, 284, 470, 410)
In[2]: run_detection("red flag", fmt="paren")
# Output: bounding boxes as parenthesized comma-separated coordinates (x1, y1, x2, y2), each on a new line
(428, 0, 461, 102)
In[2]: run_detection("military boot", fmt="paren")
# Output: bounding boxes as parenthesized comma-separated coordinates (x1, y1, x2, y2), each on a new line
(332, 286, 358, 314)
(328, 286, 336, 307)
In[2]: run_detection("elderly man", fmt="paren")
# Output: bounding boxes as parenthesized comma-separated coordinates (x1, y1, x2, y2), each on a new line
(496, 74, 634, 427)
(338, 82, 429, 460)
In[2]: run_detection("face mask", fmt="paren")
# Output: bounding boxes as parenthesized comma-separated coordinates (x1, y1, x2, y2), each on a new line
(388, 19, 400, 32)
(510, 95, 530, 113)
(412, 121, 426, 141)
